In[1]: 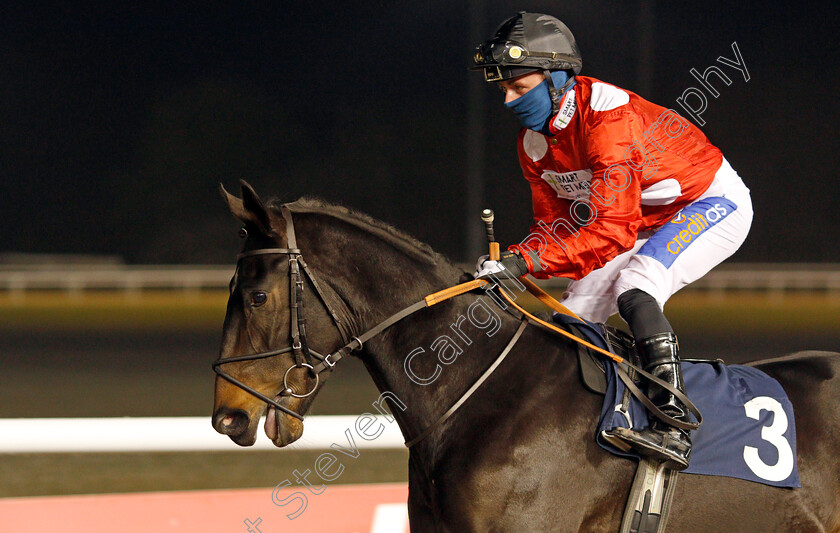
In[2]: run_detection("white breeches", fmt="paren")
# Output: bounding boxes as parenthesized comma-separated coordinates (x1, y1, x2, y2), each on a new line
(561, 157, 753, 323)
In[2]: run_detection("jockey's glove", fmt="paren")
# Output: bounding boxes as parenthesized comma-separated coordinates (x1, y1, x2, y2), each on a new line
(474, 250, 529, 280)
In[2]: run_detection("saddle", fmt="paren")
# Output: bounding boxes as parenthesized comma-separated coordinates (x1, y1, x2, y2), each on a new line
(569, 321, 636, 395)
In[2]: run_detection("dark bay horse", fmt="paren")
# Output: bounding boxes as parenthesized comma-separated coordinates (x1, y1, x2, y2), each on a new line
(212, 183, 840, 532)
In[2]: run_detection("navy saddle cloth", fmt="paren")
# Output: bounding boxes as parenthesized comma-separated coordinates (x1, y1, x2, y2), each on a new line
(553, 314, 800, 488)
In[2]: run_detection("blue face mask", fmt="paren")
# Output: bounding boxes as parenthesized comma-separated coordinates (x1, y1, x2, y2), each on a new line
(505, 70, 574, 135)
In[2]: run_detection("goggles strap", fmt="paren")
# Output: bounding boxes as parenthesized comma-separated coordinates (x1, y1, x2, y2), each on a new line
(543, 70, 577, 114)
(543, 70, 560, 114)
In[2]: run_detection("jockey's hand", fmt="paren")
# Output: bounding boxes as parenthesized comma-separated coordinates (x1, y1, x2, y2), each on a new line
(474, 251, 529, 280)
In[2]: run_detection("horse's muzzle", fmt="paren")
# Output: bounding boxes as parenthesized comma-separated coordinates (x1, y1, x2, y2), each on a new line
(213, 400, 304, 448)
(212, 407, 259, 446)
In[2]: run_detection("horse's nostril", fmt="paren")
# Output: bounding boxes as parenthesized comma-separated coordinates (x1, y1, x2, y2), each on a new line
(213, 409, 250, 436)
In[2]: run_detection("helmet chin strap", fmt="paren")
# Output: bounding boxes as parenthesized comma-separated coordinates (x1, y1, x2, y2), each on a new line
(543, 69, 576, 114)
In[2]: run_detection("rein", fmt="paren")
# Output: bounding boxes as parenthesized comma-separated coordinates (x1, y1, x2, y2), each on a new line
(492, 287, 702, 432)
(214, 207, 700, 447)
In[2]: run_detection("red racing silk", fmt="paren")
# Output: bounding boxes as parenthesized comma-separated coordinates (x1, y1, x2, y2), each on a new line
(508, 76, 723, 280)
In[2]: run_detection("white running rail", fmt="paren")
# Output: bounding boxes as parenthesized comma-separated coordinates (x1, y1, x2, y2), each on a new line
(0, 416, 405, 453)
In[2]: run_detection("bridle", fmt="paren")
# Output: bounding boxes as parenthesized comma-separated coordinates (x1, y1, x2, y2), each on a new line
(213, 206, 358, 421)
(211, 206, 487, 422)
(212, 205, 527, 447)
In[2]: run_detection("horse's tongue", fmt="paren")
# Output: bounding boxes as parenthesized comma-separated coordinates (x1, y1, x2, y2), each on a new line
(265, 406, 278, 441)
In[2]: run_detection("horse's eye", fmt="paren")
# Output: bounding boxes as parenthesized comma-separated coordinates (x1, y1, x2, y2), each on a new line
(250, 291, 268, 307)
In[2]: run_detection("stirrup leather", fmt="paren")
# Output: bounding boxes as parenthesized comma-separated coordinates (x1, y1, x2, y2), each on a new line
(606, 333, 694, 471)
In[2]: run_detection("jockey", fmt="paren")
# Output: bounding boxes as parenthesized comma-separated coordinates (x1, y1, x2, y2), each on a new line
(472, 12, 753, 470)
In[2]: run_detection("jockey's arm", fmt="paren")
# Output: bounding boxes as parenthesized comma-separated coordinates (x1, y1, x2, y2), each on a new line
(508, 113, 648, 280)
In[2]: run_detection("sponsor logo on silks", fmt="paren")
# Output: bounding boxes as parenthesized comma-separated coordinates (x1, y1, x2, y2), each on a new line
(638, 197, 738, 268)
(541, 168, 592, 200)
(552, 90, 577, 131)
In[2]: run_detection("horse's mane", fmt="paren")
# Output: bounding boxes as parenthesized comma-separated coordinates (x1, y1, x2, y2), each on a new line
(272, 197, 447, 267)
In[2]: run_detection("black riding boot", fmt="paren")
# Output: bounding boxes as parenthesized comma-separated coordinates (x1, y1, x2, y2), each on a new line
(607, 289, 693, 470)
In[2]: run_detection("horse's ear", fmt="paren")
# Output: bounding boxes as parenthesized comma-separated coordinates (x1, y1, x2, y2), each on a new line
(220, 183, 249, 224)
(218, 181, 274, 236)
(239, 181, 273, 235)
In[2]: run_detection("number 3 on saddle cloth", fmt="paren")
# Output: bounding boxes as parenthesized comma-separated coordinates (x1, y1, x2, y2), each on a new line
(554, 314, 801, 488)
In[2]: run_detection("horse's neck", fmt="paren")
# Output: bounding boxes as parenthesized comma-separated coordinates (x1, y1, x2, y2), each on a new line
(297, 212, 525, 442)
(299, 215, 600, 479)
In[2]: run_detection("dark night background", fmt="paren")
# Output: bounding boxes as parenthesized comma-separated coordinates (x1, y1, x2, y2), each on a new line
(1, 1, 838, 265)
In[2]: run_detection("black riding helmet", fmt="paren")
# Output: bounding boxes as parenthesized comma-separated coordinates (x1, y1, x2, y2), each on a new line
(473, 12, 582, 113)
(473, 12, 582, 81)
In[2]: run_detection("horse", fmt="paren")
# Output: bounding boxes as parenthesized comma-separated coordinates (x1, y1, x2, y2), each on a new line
(212, 182, 840, 532)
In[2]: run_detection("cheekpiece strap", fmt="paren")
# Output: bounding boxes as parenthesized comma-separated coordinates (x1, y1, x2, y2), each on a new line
(280, 206, 298, 249)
